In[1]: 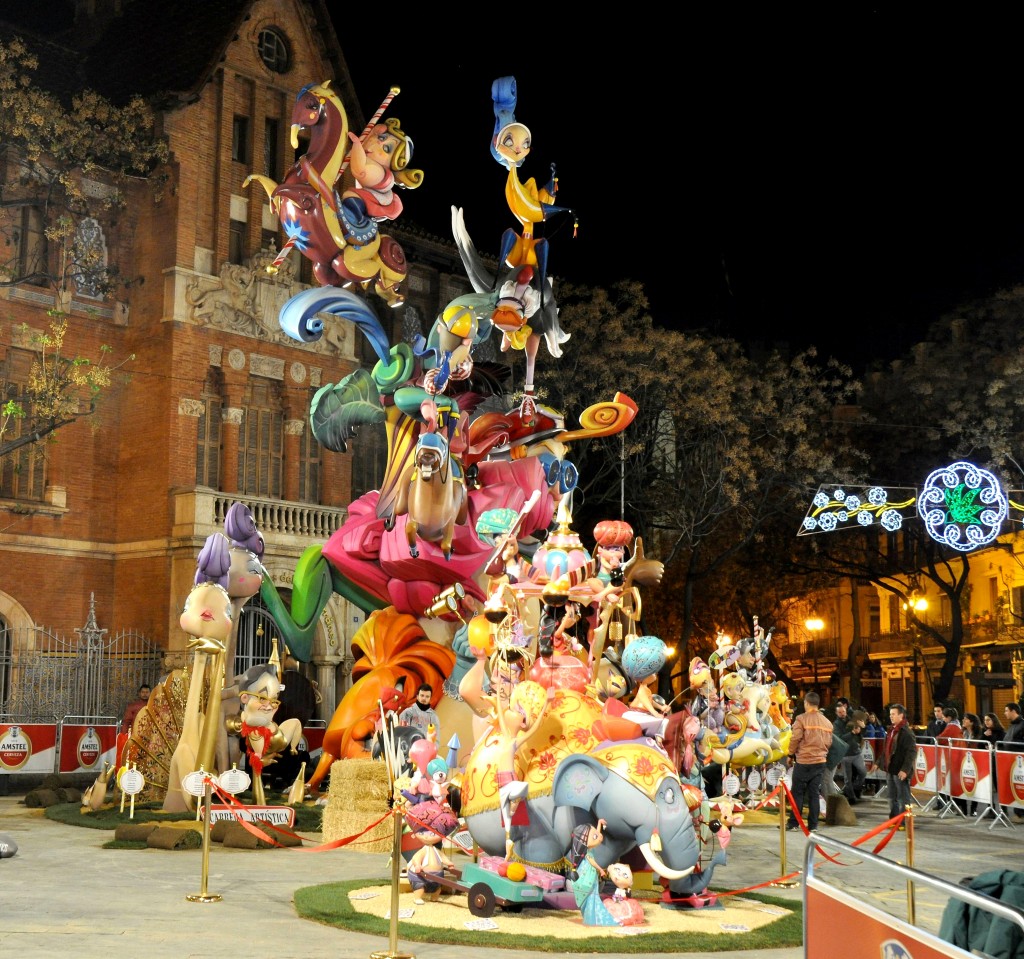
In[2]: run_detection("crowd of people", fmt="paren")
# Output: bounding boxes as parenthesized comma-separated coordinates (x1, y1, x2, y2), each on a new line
(785, 691, 1024, 830)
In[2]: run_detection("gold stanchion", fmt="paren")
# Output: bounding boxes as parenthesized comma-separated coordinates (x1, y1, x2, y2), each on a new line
(771, 783, 800, 887)
(369, 805, 413, 959)
(186, 774, 222, 903)
(905, 804, 916, 924)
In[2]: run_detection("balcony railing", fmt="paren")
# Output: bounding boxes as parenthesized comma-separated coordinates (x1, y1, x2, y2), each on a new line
(173, 488, 346, 544)
(778, 636, 840, 661)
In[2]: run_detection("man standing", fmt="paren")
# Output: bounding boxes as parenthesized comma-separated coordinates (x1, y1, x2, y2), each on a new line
(826, 699, 851, 798)
(841, 709, 868, 804)
(1003, 703, 1024, 749)
(786, 691, 833, 831)
(400, 683, 441, 742)
(926, 704, 947, 739)
(122, 683, 151, 732)
(1003, 703, 1024, 819)
(884, 703, 918, 822)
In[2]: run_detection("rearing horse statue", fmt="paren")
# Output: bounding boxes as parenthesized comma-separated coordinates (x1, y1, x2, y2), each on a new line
(243, 81, 421, 306)
(392, 432, 468, 560)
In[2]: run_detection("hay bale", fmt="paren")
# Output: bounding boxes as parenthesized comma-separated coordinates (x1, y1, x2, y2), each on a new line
(322, 759, 393, 853)
(114, 823, 159, 842)
(146, 826, 202, 850)
(57, 787, 83, 804)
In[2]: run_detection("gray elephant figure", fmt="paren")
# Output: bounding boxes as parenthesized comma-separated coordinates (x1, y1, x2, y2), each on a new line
(551, 749, 726, 898)
(461, 706, 716, 894)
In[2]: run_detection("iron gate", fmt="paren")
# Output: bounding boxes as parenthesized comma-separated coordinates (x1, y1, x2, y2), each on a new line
(0, 594, 164, 723)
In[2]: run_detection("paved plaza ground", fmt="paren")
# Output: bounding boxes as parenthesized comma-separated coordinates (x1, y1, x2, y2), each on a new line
(2, 786, 1022, 959)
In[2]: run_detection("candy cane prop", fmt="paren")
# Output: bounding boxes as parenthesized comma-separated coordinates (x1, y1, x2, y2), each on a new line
(339, 86, 401, 175)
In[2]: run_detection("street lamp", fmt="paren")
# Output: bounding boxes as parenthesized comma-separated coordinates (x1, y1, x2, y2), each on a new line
(805, 616, 824, 686)
(903, 592, 928, 724)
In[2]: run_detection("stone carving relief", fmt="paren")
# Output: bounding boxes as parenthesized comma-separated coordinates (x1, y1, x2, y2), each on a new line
(184, 247, 356, 359)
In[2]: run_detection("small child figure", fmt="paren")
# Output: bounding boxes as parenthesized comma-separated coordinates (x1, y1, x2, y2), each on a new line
(607, 862, 633, 902)
(604, 860, 645, 925)
(405, 804, 458, 905)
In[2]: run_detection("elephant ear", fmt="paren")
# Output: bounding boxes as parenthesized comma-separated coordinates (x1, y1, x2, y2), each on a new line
(551, 755, 611, 811)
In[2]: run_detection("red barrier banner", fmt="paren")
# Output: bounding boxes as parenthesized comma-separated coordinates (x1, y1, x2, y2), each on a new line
(994, 749, 1024, 810)
(0, 723, 58, 774)
(300, 726, 325, 761)
(806, 877, 978, 957)
(863, 736, 891, 779)
(58, 724, 118, 773)
(914, 739, 938, 793)
(946, 742, 993, 804)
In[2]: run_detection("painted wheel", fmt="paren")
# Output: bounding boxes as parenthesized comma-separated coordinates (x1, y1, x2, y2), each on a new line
(468, 882, 496, 918)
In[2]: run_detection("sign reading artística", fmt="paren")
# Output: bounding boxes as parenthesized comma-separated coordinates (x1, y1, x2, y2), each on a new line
(203, 805, 296, 827)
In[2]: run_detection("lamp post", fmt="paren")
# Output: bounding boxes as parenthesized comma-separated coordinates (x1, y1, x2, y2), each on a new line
(903, 592, 928, 725)
(806, 616, 824, 688)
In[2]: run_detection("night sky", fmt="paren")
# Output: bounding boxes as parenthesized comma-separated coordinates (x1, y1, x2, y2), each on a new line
(336, 13, 1024, 373)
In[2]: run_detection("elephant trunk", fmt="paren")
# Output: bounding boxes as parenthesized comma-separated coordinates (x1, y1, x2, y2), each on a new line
(639, 841, 696, 881)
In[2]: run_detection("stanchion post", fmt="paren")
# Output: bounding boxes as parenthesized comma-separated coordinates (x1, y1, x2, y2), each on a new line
(368, 804, 413, 959)
(186, 774, 222, 903)
(771, 782, 800, 887)
(905, 804, 916, 925)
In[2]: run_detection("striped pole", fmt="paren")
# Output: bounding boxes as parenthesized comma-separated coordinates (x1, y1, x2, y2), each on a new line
(339, 86, 400, 175)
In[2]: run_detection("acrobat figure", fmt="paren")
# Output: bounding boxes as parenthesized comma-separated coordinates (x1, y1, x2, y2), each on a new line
(340, 118, 422, 246)
(485, 671, 547, 860)
(489, 75, 576, 420)
(620, 635, 672, 746)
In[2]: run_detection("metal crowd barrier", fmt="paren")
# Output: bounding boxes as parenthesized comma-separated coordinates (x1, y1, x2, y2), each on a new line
(804, 832, 1024, 956)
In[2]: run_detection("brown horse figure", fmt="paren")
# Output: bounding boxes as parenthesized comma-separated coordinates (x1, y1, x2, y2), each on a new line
(393, 432, 468, 560)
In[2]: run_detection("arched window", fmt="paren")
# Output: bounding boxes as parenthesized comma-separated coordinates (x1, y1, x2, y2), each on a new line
(235, 593, 282, 679)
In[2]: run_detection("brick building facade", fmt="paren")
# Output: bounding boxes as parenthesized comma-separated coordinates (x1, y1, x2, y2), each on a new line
(0, 0, 475, 716)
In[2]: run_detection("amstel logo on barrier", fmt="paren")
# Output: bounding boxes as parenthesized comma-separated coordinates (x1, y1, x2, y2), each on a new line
(0, 726, 31, 771)
(77, 727, 101, 769)
(913, 749, 928, 784)
(959, 752, 978, 794)
(1012, 755, 1024, 804)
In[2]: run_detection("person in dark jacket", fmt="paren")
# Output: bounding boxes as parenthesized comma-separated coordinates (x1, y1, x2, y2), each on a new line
(1003, 702, 1024, 749)
(925, 703, 947, 739)
(982, 712, 1005, 744)
(883, 703, 917, 821)
(840, 709, 868, 803)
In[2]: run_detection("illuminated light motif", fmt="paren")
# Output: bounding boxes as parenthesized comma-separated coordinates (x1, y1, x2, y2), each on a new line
(800, 485, 915, 535)
(801, 461, 1013, 551)
(918, 461, 1007, 552)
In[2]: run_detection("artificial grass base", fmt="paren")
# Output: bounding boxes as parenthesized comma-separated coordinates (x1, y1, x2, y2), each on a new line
(293, 878, 802, 954)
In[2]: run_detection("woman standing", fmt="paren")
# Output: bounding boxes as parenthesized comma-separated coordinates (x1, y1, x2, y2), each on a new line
(962, 713, 983, 742)
(982, 712, 1005, 744)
